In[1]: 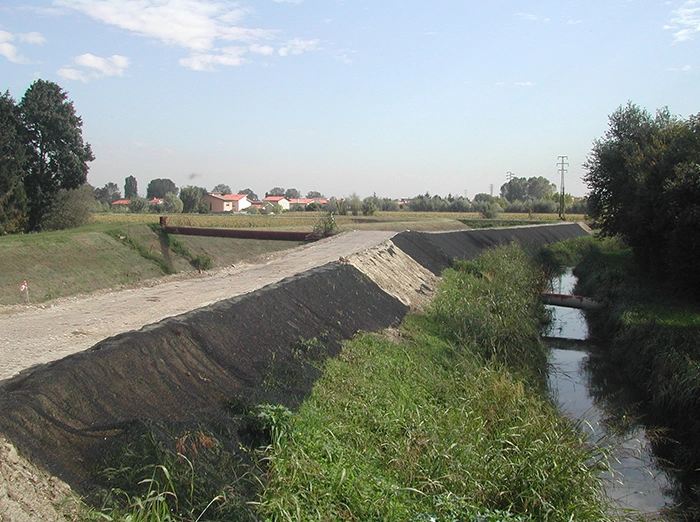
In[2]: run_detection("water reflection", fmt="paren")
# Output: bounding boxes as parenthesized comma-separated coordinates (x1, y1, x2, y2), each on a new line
(548, 347, 671, 516)
(546, 269, 672, 518)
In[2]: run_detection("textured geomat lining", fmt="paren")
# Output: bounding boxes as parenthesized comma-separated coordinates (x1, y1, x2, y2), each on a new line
(0, 223, 590, 492)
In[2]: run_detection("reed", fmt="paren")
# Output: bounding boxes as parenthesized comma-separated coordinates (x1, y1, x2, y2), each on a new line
(256, 244, 616, 521)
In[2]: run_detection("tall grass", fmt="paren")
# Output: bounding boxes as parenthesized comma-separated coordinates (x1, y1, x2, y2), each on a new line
(256, 244, 616, 521)
(82, 243, 618, 521)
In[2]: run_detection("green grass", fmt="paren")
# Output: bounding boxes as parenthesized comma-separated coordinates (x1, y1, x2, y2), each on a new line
(256, 244, 616, 521)
(0, 221, 298, 306)
(77, 243, 620, 521)
(0, 211, 586, 307)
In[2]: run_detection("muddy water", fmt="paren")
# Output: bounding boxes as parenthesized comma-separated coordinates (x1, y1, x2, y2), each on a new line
(545, 269, 672, 518)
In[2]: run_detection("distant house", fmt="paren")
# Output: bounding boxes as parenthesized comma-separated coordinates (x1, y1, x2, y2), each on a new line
(288, 197, 329, 210)
(149, 198, 164, 206)
(111, 199, 131, 206)
(203, 193, 251, 213)
(263, 196, 290, 211)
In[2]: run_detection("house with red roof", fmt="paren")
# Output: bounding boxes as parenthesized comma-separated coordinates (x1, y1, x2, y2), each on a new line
(203, 193, 251, 213)
(288, 197, 329, 210)
(262, 196, 290, 211)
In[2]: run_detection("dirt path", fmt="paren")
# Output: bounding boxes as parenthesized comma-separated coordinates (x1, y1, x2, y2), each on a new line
(0, 230, 396, 382)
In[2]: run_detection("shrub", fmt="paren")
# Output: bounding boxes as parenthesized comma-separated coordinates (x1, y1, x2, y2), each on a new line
(42, 184, 95, 230)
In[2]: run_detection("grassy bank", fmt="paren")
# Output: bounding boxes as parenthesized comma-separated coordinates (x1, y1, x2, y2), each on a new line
(0, 212, 584, 307)
(256, 244, 613, 521)
(573, 239, 700, 516)
(79, 244, 616, 521)
(0, 221, 299, 306)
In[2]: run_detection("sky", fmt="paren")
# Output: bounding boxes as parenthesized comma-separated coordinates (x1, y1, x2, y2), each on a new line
(1, 1, 698, 200)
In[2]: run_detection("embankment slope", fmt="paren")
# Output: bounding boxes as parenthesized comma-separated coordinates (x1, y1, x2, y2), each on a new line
(0, 222, 590, 519)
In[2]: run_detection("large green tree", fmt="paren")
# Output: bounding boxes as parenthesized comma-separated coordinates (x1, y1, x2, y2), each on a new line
(146, 178, 178, 199)
(124, 175, 138, 199)
(0, 91, 28, 233)
(211, 183, 231, 195)
(19, 80, 94, 230)
(585, 103, 700, 286)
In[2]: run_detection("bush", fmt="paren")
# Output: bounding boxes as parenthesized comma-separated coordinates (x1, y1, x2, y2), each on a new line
(475, 201, 501, 219)
(162, 193, 184, 213)
(128, 197, 150, 213)
(42, 184, 95, 230)
(531, 198, 557, 213)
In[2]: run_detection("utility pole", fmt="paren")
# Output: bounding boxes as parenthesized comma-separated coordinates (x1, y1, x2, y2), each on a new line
(506, 171, 514, 182)
(489, 183, 494, 197)
(557, 155, 568, 220)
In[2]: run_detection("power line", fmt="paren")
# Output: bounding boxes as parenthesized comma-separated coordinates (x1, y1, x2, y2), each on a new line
(557, 155, 568, 219)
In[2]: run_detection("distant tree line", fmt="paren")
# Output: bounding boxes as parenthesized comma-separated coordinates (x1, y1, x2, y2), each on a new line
(585, 102, 700, 291)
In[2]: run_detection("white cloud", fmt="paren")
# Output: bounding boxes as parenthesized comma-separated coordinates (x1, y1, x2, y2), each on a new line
(19, 32, 47, 45)
(669, 64, 692, 71)
(278, 38, 319, 56)
(55, 0, 273, 50)
(55, 0, 319, 70)
(665, 1, 700, 42)
(272, 0, 303, 3)
(178, 46, 248, 71)
(58, 53, 130, 81)
(0, 30, 26, 63)
(515, 12, 538, 21)
(515, 81, 535, 87)
(249, 43, 274, 55)
(57, 67, 88, 81)
(0, 29, 46, 64)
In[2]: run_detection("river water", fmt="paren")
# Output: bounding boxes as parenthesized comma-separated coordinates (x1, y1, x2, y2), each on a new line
(545, 269, 673, 518)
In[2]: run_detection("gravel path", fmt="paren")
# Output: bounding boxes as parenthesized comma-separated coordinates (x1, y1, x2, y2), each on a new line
(0, 230, 396, 382)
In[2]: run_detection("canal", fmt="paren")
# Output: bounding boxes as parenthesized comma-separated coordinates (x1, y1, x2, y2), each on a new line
(545, 269, 673, 519)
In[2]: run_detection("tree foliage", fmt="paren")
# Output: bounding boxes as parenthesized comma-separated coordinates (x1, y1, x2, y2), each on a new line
(0, 91, 29, 233)
(146, 178, 178, 199)
(124, 175, 138, 199)
(239, 188, 258, 200)
(128, 197, 150, 213)
(285, 187, 301, 199)
(584, 102, 700, 289)
(212, 183, 232, 195)
(500, 176, 555, 202)
(306, 190, 324, 199)
(179, 185, 208, 213)
(266, 187, 285, 197)
(94, 182, 121, 204)
(42, 184, 96, 230)
(162, 192, 184, 213)
(19, 80, 94, 230)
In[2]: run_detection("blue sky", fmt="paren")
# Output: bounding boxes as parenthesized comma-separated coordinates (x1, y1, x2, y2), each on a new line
(1, 1, 698, 199)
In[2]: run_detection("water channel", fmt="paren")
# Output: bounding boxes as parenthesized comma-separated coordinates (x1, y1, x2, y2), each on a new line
(545, 269, 673, 519)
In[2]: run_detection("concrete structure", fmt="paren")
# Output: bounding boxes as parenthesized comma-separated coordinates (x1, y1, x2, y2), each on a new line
(203, 193, 251, 213)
